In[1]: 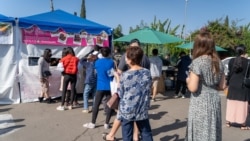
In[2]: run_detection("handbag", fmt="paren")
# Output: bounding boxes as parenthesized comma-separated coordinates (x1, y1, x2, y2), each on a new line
(243, 61, 250, 88)
(107, 93, 119, 110)
(57, 62, 64, 72)
(110, 77, 118, 95)
(43, 70, 52, 77)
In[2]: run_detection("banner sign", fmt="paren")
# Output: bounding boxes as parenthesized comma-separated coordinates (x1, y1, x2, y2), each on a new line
(21, 26, 109, 47)
(0, 22, 13, 44)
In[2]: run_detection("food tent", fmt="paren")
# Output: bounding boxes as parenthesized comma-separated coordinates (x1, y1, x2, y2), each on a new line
(0, 14, 20, 104)
(0, 10, 112, 104)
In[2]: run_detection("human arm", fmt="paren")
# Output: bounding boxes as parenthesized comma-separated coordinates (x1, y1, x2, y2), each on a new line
(117, 54, 127, 73)
(218, 73, 227, 90)
(186, 71, 199, 93)
(37, 57, 45, 82)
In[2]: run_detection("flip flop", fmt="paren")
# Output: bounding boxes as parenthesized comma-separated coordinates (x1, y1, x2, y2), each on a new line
(102, 132, 117, 141)
(241, 126, 250, 130)
(226, 121, 231, 127)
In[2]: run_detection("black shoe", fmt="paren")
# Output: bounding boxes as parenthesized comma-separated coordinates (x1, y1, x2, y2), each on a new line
(38, 97, 44, 103)
(46, 97, 56, 104)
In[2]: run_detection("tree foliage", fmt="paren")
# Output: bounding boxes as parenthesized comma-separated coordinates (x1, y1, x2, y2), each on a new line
(112, 15, 250, 60)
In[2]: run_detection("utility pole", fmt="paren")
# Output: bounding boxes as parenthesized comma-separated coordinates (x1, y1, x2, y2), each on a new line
(50, 0, 54, 11)
(184, 0, 188, 40)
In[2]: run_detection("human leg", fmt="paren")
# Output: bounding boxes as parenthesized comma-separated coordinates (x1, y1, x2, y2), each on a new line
(104, 91, 114, 128)
(39, 77, 54, 103)
(174, 79, 182, 98)
(83, 84, 92, 110)
(65, 90, 71, 105)
(102, 94, 108, 114)
(91, 90, 104, 124)
(136, 119, 153, 141)
(181, 80, 187, 98)
(83, 90, 104, 129)
(39, 79, 46, 102)
(104, 118, 121, 140)
(69, 74, 77, 108)
(151, 77, 159, 101)
(121, 118, 134, 141)
(57, 75, 70, 110)
(133, 122, 140, 141)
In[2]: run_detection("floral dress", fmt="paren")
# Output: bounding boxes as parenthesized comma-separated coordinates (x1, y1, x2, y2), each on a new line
(186, 55, 224, 141)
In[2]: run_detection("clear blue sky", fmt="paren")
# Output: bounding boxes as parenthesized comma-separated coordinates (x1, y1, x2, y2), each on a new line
(0, 0, 249, 35)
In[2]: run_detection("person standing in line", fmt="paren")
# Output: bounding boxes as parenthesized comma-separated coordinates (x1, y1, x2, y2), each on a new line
(185, 28, 225, 141)
(83, 47, 114, 129)
(174, 51, 191, 98)
(103, 39, 150, 141)
(113, 46, 122, 66)
(225, 44, 250, 130)
(118, 46, 153, 141)
(81, 54, 97, 113)
(59, 48, 71, 106)
(149, 48, 163, 102)
(38, 48, 55, 104)
(57, 47, 79, 111)
(163, 54, 171, 66)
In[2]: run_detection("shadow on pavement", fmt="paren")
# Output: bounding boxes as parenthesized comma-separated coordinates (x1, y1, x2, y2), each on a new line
(152, 119, 187, 141)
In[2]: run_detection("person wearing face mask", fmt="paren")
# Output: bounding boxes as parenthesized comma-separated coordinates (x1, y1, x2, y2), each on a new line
(38, 48, 55, 104)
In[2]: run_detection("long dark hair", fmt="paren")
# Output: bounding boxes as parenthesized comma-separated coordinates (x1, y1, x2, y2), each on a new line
(62, 48, 68, 58)
(42, 48, 52, 63)
(192, 27, 220, 75)
(66, 47, 75, 56)
(232, 44, 246, 73)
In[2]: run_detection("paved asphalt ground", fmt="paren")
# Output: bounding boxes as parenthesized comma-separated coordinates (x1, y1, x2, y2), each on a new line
(0, 90, 249, 141)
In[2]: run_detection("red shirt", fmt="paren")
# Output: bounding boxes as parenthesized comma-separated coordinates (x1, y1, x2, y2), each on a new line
(60, 54, 79, 74)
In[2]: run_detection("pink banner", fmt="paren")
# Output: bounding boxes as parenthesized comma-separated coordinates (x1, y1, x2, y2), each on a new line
(21, 26, 109, 47)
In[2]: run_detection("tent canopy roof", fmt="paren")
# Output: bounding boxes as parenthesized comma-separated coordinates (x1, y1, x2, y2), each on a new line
(18, 9, 112, 35)
(0, 14, 15, 24)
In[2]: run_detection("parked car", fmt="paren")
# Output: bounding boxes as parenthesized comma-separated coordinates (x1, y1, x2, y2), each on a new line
(221, 57, 250, 75)
(221, 57, 234, 76)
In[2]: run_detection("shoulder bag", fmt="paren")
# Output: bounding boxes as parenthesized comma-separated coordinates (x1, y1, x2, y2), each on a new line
(107, 93, 119, 110)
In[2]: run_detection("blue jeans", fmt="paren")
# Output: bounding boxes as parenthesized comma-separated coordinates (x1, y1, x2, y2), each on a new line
(121, 118, 153, 141)
(83, 83, 96, 110)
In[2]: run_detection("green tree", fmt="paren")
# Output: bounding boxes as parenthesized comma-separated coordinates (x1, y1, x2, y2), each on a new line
(80, 0, 86, 18)
(188, 16, 250, 57)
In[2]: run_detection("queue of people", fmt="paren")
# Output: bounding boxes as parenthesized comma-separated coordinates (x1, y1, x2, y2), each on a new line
(37, 29, 249, 141)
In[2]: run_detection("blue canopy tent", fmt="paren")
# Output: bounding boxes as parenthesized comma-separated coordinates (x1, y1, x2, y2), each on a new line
(0, 14, 15, 25)
(17, 10, 113, 103)
(18, 9, 112, 35)
(0, 14, 20, 104)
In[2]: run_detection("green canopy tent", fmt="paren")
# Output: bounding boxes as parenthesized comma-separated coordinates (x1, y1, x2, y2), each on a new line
(114, 28, 184, 55)
(176, 42, 227, 51)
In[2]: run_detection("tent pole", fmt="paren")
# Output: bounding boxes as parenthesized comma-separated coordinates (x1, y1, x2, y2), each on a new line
(146, 44, 148, 56)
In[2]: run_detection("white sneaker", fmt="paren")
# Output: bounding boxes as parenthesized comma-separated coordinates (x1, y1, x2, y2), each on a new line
(104, 123, 110, 129)
(56, 106, 65, 111)
(83, 122, 95, 129)
(82, 109, 90, 113)
(182, 95, 186, 99)
(174, 95, 179, 98)
(67, 105, 73, 110)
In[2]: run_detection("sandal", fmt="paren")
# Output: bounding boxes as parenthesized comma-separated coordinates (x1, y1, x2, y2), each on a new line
(226, 121, 231, 127)
(240, 126, 250, 130)
(102, 132, 117, 141)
